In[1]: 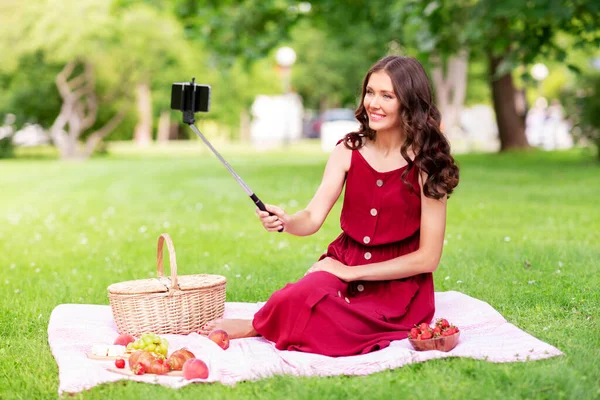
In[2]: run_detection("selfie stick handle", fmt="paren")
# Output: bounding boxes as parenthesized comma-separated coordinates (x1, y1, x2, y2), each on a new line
(187, 123, 283, 232)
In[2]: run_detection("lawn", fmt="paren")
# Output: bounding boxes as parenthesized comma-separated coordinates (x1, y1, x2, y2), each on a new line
(1, 142, 599, 399)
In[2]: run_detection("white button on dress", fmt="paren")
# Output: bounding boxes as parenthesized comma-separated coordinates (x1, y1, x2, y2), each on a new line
(370, 208, 377, 216)
(364, 252, 372, 260)
(357, 284, 365, 292)
(376, 179, 383, 187)
(363, 236, 370, 244)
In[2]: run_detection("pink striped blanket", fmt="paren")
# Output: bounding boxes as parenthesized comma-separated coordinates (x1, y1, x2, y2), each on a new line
(48, 291, 562, 395)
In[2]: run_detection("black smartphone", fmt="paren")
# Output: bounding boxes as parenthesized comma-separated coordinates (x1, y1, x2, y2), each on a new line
(170, 82, 211, 113)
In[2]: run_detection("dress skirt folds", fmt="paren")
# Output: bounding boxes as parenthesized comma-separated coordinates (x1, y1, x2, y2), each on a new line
(253, 148, 435, 356)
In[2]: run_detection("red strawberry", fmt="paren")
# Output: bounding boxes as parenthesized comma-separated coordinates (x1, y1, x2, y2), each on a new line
(115, 358, 125, 369)
(442, 327, 458, 336)
(436, 318, 450, 329)
(432, 326, 442, 336)
(418, 322, 430, 332)
(133, 363, 146, 375)
(409, 327, 420, 339)
(420, 330, 433, 340)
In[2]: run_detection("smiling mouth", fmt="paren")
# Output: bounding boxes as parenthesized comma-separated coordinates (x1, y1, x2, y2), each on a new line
(369, 113, 386, 121)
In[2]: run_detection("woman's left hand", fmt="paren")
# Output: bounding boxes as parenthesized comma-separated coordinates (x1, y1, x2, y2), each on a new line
(305, 257, 354, 282)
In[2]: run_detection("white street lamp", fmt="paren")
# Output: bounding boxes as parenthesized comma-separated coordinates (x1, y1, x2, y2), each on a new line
(531, 63, 549, 81)
(275, 47, 297, 146)
(275, 46, 297, 68)
(275, 47, 296, 94)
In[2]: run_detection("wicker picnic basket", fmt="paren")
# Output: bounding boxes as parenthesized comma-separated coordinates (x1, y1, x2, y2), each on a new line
(107, 233, 226, 336)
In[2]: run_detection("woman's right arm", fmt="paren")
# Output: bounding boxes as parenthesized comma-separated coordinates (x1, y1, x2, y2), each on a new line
(257, 143, 351, 236)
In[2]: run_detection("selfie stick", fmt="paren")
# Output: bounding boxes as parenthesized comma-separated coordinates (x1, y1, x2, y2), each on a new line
(182, 78, 283, 232)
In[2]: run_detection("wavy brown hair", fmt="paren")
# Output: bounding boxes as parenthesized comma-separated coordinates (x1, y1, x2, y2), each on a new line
(343, 56, 459, 199)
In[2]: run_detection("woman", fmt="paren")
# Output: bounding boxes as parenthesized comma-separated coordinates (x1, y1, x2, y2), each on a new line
(201, 55, 460, 356)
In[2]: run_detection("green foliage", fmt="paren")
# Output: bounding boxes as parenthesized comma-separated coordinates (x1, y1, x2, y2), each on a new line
(0, 52, 63, 129)
(291, 1, 407, 110)
(0, 0, 297, 142)
(561, 73, 600, 160)
(207, 59, 281, 136)
(397, 0, 600, 72)
(392, 0, 472, 58)
(0, 136, 14, 159)
(288, 19, 377, 110)
(174, 0, 302, 65)
(0, 0, 205, 145)
(581, 76, 600, 131)
(2, 0, 598, 147)
(464, 59, 491, 106)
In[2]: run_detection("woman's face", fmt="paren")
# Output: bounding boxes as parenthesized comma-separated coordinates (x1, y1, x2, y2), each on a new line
(363, 71, 401, 133)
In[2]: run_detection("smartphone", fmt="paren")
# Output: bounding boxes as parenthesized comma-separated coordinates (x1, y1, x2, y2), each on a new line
(170, 82, 211, 113)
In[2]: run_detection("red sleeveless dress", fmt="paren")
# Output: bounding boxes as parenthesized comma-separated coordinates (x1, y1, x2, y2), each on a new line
(252, 148, 435, 356)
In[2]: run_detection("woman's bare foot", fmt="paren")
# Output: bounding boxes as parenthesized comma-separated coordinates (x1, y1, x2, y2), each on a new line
(198, 319, 258, 339)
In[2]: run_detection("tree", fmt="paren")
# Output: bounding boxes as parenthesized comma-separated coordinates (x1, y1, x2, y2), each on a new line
(0, 0, 197, 159)
(287, 19, 381, 111)
(398, 0, 600, 151)
(170, 0, 305, 138)
(561, 70, 600, 161)
(173, 0, 303, 65)
(307, 0, 470, 139)
(0, 51, 64, 129)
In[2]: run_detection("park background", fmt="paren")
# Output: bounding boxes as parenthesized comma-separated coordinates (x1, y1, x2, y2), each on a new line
(0, 1, 599, 399)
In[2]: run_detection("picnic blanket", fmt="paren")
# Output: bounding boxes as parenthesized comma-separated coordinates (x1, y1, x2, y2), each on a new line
(48, 291, 563, 395)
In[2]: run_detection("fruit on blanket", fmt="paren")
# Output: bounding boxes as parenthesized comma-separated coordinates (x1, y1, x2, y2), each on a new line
(115, 358, 125, 369)
(129, 350, 156, 373)
(133, 363, 146, 375)
(408, 319, 460, 340)
(420, 330, 433, 340)
(147, 357, 171, 375)
(442, 326, 459, 336)
(130, 333, 168, 357)
(407, 319, 460, 352)
(410, 327, 420, 338)
(436, 318, 450, 329)
(114, 334, 136, 346)
(129, 350, 171, 375)
(167, 349, 196, 371)
(208, 329, 230, 350)
(183, 358, 209, 380)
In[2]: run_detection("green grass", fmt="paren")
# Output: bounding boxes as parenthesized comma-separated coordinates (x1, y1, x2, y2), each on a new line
(1, 143, 599, 399)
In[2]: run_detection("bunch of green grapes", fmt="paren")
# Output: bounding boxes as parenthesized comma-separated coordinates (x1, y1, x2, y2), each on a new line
(126, 333, 168, 356)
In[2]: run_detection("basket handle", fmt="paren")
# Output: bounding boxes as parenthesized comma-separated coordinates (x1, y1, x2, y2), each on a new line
(156, 233, 178, 289)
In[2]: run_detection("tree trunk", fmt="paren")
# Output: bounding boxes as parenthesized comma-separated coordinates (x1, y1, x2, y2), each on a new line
(431, 50, 468, 136)
(83, 110, 127, 157)
(50, 60, 127, 159)
(156, 111, 171, 143)
(133, 82, 152, 146)
(489, 55, 529, 150)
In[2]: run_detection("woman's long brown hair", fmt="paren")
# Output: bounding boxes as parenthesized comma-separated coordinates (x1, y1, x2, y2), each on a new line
(343, 56, 459, 199)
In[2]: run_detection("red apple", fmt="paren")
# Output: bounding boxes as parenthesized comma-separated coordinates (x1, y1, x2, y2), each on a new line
(182, 358, 209, 380)
(113, 334, 136, 346)
(208, 329, 230, 350)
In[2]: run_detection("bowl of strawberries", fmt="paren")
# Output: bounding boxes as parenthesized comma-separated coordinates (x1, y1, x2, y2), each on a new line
(407, 318, 460, 352)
